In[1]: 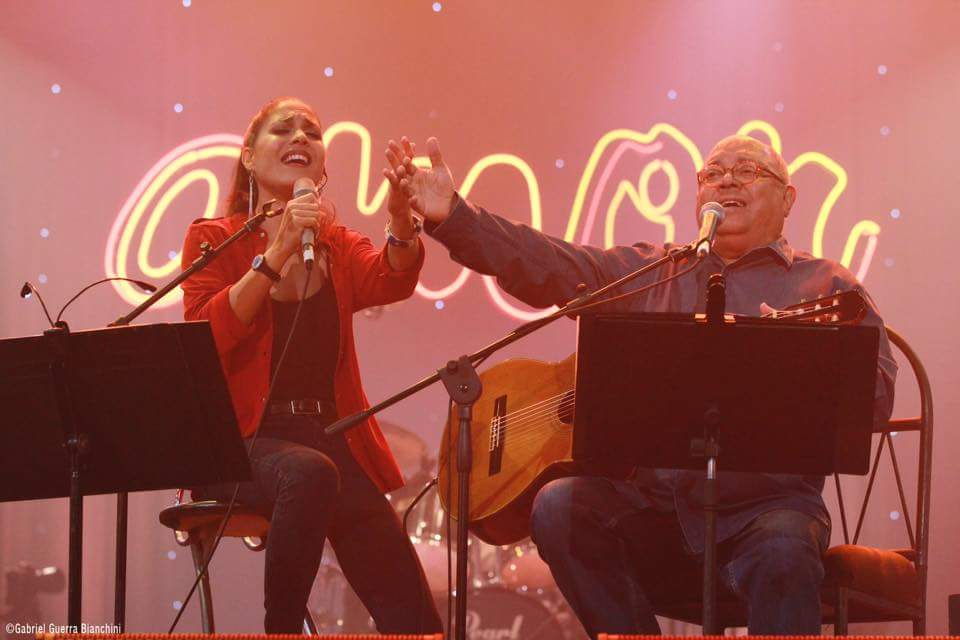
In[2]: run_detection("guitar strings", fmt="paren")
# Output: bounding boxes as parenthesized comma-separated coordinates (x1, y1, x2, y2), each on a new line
(490, 392, 572, 432)
(482, 303, 845, 450)
(492, 390, 571, 423)
(486, 395, 577, 448)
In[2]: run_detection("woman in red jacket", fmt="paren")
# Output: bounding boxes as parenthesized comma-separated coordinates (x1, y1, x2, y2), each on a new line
(181, 96, 440, 634)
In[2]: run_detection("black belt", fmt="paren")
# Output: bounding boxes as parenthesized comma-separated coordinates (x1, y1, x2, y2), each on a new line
(268, 398, 337, 417)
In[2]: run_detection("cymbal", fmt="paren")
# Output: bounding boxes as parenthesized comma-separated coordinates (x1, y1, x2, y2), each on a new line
(378, 420, 434, 479)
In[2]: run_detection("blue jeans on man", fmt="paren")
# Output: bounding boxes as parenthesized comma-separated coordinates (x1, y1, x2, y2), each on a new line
(530, 476, 830, 638)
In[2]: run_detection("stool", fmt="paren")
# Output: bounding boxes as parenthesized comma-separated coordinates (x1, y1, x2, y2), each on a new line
(159, 499, 319, 634)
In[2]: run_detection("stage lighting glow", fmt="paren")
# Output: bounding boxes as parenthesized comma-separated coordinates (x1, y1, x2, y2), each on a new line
(173, 601, 182, 611)
(182, 0, 190, 6)
(174, 103, 184, 113)
(880, 125, 891, 136)
(772, 42, 783, 53)
(106, 133, 242, 308)
(40, 228, 49, 238)
(38, 274, 48, 284)
(878, 64, 888, 75)
(324, 66, 334, 77)
(109, 120, 882, 317)
(433, 2, 442, 12)
(884, 257, 895, 268)
(667, 89, 677, 100)
(890, 208, 901, 219)
(50, 84, 61, 94)
(604, 156, 678, 249)
(774, 102, 785, 113)
(889, 511, 900, 521)
(166, 551, 177, 560)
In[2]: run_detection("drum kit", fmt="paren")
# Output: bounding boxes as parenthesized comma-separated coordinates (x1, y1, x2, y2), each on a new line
(308, 421, 587, 640)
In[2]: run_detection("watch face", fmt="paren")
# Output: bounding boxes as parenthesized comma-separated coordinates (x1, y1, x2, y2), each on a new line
(252, 254, 264, 269)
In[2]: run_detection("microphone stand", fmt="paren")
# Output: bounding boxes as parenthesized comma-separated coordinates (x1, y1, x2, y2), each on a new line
(105, 202, 280, 630)
(325, 241, 703, 640)
(698, 272, 726, 635)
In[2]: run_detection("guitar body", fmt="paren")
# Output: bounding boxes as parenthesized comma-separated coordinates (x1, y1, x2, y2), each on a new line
(437, 354, 579, 545)
(434, 290, 866, 546)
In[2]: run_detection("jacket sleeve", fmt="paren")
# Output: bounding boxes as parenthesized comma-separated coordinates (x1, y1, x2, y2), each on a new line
(341, 227, 425, 312)
(829, 270, 898, 428)
(425, 195, 665, 309)
(181, 221, 265, 355)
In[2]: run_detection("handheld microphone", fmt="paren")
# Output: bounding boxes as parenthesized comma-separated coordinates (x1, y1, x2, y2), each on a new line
(695, 202, 726, 258)
(293, 177, 317, 270)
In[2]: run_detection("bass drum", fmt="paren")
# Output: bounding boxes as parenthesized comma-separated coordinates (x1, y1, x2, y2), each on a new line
(436, 587, 582, 640)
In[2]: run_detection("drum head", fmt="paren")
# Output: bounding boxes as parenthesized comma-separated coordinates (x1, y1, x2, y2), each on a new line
(436, 587, 565, 640)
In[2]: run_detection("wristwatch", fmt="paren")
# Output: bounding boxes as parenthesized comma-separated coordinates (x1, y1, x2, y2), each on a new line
(251, 254, 282, 282)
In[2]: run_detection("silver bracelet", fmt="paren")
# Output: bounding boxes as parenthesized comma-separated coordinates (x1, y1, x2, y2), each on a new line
(385, 216, 423, 248)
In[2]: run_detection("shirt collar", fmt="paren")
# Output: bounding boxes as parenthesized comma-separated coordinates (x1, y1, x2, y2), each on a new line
(766, 236, 794, 267)
(718, 236, 794, 269)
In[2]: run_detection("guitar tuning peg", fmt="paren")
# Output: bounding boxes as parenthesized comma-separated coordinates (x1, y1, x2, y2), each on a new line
(815, 317, 822, 323)
(832, 314, 840, 322)
(834, 289, 841, 295)
(800, 298, 806, 303)
(814, 303, 822, 310)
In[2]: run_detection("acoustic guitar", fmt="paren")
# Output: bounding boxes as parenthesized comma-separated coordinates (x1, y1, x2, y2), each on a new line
(437, 290, 868, 545)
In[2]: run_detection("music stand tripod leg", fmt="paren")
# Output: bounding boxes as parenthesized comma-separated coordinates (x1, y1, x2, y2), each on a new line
(699, 405, 721, 636)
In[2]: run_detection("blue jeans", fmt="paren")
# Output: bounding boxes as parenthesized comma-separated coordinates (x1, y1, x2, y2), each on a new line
(530, 476, 829, 638)
(195, 414, 441, 634)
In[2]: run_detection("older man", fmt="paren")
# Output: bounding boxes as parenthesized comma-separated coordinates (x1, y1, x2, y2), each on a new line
(385, 135, 897, 637)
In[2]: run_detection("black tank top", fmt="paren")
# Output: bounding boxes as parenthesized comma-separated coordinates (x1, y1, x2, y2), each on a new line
(269, 281, 339, 402)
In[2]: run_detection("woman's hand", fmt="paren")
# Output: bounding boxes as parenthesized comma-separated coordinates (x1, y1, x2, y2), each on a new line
(384, 137, 416, 220)
(384, 136, 455, 224)
(266, 190, 335, 263)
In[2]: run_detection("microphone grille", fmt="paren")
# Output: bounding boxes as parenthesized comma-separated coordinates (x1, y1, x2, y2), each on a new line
(701, 201, 726, 220)
(293, 177, 316, 198)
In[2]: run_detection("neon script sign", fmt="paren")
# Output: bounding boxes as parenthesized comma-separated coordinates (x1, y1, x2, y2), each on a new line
(106, 120, 880, 320)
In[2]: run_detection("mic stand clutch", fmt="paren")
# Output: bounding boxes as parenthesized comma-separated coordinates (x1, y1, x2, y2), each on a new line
(105, 201, 280, 630)
(325, 241, 702, 640)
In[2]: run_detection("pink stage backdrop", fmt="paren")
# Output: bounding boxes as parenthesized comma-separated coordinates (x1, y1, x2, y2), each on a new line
(1, 0, 957, 635)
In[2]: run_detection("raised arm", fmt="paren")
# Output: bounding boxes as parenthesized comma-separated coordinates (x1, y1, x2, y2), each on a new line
(385, 137, 665, 309)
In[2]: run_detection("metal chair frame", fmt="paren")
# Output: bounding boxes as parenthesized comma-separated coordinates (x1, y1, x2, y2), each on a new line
(827, 326, 933, 635)
(160, 498, 319, 634)
(651, 326, 933, 635)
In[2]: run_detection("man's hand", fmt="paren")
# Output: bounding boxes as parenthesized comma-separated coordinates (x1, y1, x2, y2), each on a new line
(384, 136, 455, 224)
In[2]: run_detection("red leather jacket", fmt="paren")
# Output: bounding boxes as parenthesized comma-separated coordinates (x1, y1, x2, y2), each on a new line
(181, 214, 424, 492)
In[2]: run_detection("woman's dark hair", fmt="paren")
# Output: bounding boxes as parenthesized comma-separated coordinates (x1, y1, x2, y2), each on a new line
(223, 96, 325, 216)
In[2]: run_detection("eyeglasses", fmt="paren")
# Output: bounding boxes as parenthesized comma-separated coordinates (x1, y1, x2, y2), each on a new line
(697, 160, 787, 187)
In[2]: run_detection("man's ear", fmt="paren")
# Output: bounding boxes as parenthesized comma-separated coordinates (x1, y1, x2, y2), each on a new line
(782, 184, 797, 219)
(241, 147, 254, 171)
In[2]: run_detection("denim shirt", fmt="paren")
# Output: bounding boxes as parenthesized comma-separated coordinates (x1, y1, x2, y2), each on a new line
(427, 195, 897, 553)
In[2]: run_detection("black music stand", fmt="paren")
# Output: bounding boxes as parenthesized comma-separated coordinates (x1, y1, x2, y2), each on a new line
(0, 321, 250, 628)
(572, 312, 879, 634)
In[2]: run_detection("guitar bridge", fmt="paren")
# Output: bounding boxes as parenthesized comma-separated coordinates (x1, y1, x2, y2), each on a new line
(488, 394, 507, 475)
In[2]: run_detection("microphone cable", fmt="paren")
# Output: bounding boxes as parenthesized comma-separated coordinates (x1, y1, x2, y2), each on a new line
(400, 474, 440, 634)
(168, 263, 314, 633)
